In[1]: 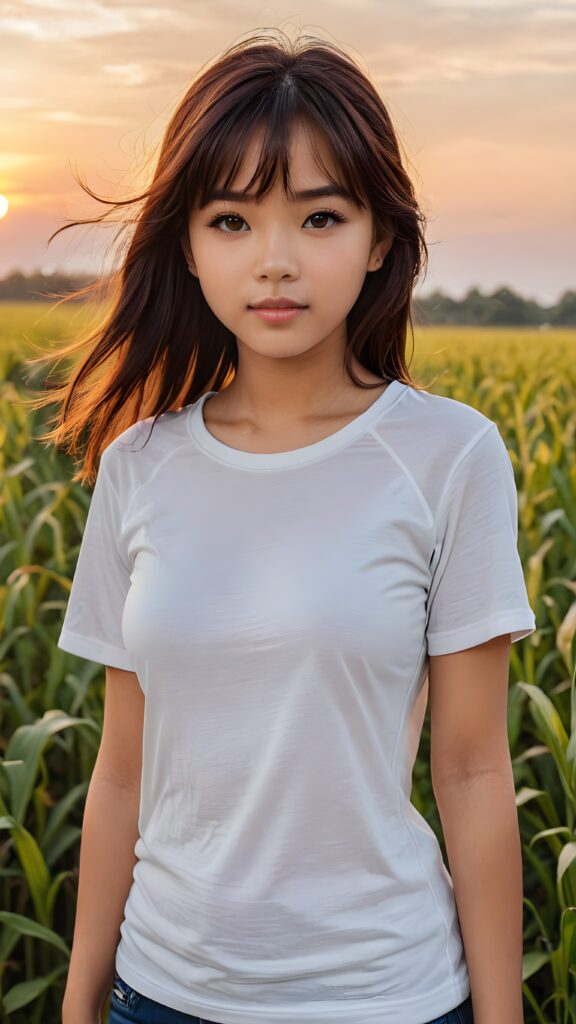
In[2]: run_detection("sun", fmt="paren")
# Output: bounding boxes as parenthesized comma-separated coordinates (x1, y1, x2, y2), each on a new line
(0, 195, 9, 220)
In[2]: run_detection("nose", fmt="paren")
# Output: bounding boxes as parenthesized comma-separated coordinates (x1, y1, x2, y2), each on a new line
(252, 227, 300, 280)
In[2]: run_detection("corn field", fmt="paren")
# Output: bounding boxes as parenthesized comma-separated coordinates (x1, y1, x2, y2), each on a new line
(0, 303, 575, 1023)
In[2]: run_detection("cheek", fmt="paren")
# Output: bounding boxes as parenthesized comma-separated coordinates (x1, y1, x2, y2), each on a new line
(194, 239, 248, 292)
(309, 246, 369, 307)
(188, 237, 239, 298)
(194, 267, 251, 336)
(310, 226, 370, 275)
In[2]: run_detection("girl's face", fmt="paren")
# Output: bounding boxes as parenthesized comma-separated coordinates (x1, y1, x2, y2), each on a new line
(182, 120, 392, 364)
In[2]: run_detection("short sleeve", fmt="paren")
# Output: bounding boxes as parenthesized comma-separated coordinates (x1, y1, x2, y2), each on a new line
(425, 423, 536, 656)
(57, 448, 134, 671)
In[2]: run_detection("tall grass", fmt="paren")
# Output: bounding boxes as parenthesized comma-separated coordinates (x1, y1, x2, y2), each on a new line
(0, 305, 575, 1022)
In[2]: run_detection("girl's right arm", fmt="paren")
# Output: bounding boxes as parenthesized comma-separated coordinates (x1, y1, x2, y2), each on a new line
(62, 666, 145, 1023)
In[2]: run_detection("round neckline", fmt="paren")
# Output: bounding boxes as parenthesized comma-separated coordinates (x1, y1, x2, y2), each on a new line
(187, 379, 406, 470)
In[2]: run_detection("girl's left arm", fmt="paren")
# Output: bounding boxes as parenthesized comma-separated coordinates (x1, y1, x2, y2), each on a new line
(428, 633, 525, 1024)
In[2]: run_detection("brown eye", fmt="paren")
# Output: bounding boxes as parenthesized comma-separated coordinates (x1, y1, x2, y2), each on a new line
(304, 209, 346, 230)
(207, 213, 247, 233)
(206, 207, 346, 234)
(308, 212, 330, 228)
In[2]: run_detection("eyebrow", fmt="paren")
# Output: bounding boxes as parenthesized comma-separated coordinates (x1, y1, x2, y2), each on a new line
(203, 184, 354, 205)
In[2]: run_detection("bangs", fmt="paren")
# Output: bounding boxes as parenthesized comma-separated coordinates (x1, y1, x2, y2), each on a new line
(188, 91, 370, 213)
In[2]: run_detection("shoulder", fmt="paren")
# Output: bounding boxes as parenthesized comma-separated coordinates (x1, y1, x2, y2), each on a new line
(398, 383, 507, 467)
(98, 404, 193, 498)
(104, 404, 191, 454)
(398, 383, 496, 447)
(380, 383, 510, 520)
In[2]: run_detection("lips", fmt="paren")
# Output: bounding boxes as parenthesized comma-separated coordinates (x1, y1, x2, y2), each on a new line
(249, 298, 307, 309)
(250, 306, 306, 320)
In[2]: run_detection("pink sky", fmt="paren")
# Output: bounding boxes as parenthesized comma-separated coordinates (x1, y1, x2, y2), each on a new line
(0, 0, 574, 303)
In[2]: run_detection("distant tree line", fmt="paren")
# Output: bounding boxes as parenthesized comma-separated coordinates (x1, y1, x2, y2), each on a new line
(0, 270, 574, 326)
(416, 286, 576, 326)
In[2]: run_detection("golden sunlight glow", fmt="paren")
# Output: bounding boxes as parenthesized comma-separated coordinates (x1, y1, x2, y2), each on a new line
(0, 195, 9, 220)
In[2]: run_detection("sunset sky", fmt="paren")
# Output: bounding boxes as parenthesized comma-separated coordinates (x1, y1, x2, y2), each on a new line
(0, 0, 574, 303)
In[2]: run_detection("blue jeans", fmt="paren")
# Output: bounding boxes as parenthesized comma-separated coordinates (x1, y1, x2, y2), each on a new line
(108, 970, 475, 1023)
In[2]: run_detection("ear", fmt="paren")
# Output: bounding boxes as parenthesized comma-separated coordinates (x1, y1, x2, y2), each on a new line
(367, 233, 394, 273)
(180, 231, 198, 278)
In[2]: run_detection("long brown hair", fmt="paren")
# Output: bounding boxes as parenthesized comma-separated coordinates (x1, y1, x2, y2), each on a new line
(23, 28, 429, 486)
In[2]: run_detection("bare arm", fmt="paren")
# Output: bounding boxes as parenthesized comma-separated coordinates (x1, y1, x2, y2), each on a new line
(62, 775, 140, 1021)
(62, 666, 144, 1023)
(429, 634, 524, 1024)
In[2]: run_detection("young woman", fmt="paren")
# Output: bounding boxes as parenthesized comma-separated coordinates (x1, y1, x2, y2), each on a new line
(41, 28, 536, 1024)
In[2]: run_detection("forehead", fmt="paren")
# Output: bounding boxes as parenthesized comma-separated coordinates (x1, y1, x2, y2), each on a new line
(201, 118, 356, 208)
(234, 120, 338, 188)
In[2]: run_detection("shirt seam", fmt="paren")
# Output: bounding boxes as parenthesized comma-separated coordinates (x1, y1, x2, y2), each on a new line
(186, 383, 411, 473)
(93, 454, 133, 574)
(99, 448, 122, 505)
(391, 647, 458, 1000)
(426, 608, 535, 641)
(115, 948, 468, 1018)
(58, 626, 132, 665)
(119, 438, 201, 530)
(433, 422, 497, 530)
(368, 428, 435, 529)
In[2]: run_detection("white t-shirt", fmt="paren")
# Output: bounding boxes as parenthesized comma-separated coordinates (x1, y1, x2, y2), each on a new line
(57, 379, 536, 1024)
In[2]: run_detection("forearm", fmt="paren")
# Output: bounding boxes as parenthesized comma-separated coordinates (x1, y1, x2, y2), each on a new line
(433, 765, 524, 1024)
(62, 772, 140, 1022)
